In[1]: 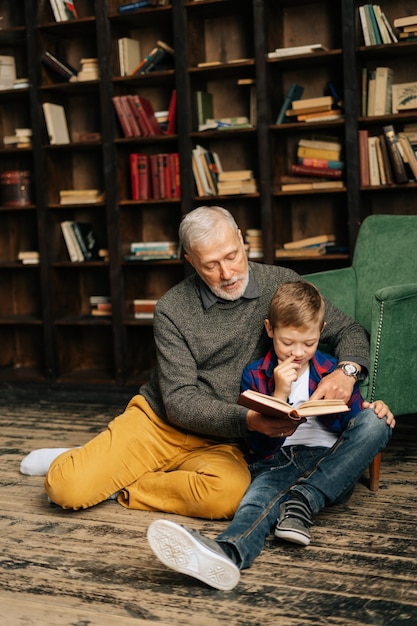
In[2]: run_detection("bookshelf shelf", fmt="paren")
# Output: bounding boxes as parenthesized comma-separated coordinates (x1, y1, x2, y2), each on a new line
(0, 0, 414, 389)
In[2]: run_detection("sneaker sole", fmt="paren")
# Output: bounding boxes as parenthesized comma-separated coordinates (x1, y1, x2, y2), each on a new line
(274, 527, 310, 546)
(147, 519, 240, 591)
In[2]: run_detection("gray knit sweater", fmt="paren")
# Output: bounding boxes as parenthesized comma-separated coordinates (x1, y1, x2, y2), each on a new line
(140, 262, 369, 440)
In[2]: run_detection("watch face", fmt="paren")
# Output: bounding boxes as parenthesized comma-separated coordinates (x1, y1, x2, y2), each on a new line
(344, 364, 357, 376)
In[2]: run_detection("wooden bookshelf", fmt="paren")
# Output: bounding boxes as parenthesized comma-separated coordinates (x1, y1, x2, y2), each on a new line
(0, 0, 415, 389)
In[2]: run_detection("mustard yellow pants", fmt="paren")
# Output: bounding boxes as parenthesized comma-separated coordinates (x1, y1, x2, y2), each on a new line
(45, 395, 251, 519)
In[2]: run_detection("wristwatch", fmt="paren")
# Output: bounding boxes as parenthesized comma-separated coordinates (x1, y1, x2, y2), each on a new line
(336, 363, 360, 379)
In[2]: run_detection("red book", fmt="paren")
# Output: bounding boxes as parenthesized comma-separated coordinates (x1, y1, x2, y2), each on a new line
(289, 164, 343, 179)
(168, 152, 180, 198)
(149, 154, 160, 198)
(126, 95, 149, 136)
(112, 96, 134, 138)
(358, 129, 370, 187)
(157, 153, 166, 198)
(166, 89, 177, 135)
(120, 96, 141, 136)
(133, 94, 162, 135)
(130, 153, 140, 199)
(137, 154, 150, 200)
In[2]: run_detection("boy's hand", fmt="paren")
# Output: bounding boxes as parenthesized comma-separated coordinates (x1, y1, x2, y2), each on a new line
(273, 355, 301, 401)
(363, 400, 396, 428)
(309, 368, 355, 403)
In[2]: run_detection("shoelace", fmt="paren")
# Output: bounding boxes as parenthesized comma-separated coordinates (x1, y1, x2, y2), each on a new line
(281, 500, 313, 528)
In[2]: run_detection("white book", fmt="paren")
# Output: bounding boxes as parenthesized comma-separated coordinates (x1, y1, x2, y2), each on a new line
(60, 221, 83, 262)
(267, 44, 327, 59)
(0, 55, 16, 90)
(118, 37, 141, 76)
(42, 102, 70, 144)
(373, 67, 393, 116)
(359, 6, 371, 46)
(372, 5, 392, 44)
(368, 136, 381, 186)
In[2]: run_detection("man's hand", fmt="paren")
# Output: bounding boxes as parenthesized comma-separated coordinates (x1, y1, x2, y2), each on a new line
(363, 400, 396, 429)
(309, 367, 355, 403)
(246, 409, 298, 438)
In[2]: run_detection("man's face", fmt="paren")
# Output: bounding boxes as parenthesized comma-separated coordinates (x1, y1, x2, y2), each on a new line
(185, 226, 249, 301)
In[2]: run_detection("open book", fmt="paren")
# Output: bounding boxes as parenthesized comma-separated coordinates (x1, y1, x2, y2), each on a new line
(238, 389, 349, 423)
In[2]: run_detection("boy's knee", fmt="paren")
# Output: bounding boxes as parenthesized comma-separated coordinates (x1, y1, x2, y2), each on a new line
(354, 408, 392, 446)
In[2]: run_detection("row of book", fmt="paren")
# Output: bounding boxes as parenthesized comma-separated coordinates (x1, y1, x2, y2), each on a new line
(362, 68, 417, 117)
(359, 124, 417, 187)
(191, 145, 257, 196)
(118, 38, 174, 76)
(125, 240, 179, 262)
(89, 294, 159, 319)
(60, 221, 100, 262)
(130, 152, 180, 200)
(275, 81, 342, 125)
(358, 5, 398, 46)
(281, 137, 344, 192)
(112, 91, 176, 138)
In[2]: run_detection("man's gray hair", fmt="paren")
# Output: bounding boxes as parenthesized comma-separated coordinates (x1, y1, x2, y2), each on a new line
(179, 206, 239, 254)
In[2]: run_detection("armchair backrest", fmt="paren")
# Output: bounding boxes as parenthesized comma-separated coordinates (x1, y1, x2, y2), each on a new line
(352, 214, 417, 332)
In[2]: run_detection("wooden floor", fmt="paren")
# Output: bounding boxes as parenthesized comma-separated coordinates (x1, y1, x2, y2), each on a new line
(1, 388, 416, 626)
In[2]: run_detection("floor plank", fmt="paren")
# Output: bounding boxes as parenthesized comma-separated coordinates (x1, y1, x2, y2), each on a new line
(0, 389, 416, 625)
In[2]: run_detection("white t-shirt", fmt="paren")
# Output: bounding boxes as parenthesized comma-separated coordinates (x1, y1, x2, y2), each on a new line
(282, 365, 338, 448)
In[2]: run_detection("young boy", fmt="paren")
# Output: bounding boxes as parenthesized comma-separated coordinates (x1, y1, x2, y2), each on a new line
(147, 281, 394, 590)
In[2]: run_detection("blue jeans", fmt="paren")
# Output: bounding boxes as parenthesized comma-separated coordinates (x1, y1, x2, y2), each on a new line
(216, 408, 392, 569)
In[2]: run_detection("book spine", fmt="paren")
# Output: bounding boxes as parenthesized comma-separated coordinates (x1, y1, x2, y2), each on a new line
(130, 153, 140, 200)
(137, 154, 150, 200)
(297, 157, 343, 170)
(118, 1, 158, 13)
(71, 222, 89, 259)
(139, 47, 168, 73)
(112, 96, 134, 138)
(289, 164, 343, 179)
(166, 89, 177, 135)
(61, 221, 82, 262)
(275, 83, 304, 125)
(126, 95, 150, 136)
(378, 133, 394, 185)
(149, 154, 160, 199)
(382, 125, 409, 184)
(358, 129, 370, 186)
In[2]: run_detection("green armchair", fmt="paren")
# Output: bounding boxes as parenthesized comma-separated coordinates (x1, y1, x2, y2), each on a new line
(303, 214, 417, 489)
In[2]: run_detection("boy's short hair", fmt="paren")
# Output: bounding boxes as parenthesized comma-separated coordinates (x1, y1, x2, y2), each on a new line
(268, 281, 325, 329)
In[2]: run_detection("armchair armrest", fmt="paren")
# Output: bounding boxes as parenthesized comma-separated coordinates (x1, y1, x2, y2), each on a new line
(303, 267, 356, 319)
(366, 283, 417, 415)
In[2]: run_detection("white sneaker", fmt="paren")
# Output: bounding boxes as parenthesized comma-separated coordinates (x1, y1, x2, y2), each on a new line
(147, 519, 240, 591)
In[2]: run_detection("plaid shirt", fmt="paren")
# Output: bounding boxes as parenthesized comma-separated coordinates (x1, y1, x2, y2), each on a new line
(241, 348, 363, 460)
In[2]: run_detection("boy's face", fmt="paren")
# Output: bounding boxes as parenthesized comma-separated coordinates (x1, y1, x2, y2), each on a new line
(264, 319, 323, 376)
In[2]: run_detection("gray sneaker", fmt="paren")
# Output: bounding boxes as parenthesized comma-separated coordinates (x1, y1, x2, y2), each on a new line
(147, 519, 240, 591)
(274, 498, 313, 546)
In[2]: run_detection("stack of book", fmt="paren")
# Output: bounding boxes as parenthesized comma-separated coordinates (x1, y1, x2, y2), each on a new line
(61, 221, 100, 262)
(281, 137, 344, 191)
(267, 43, 327, 59)
(125, 241, 179, 262)
(394, 14, 417, 41)
(217, 170, 257, 195)
(285, 95, 342, 123)
(113, 94, 174, 138)
(358, 5, 398, 46)
(358, 125, 417, 187)
(275, 234, 340, 258)
(129, 40, 174, 75)
(3, 128, 32, 148)
(89, 296, 112, 317)
(77, 58, 99, 82)
(130, 152, 180, 200)
(245, 229, 263, 259)
(133, 299, 158, 320)
(59, 189, 104, 205)
(17, 251, 39, 265)
(199, 116, 252, 132)
(362, 67, 394, 116)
